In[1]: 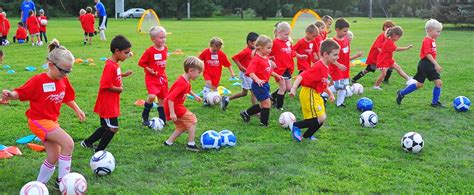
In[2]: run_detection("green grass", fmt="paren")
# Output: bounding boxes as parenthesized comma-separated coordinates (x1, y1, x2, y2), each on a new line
(0, 17, 473, 193)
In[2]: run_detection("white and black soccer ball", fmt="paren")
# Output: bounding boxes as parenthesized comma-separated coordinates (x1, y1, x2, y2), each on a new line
(149, 117, 164, 131)
(90, 150, 116, 175)
(40, 19, 48, 26)
(200, 130, 222, 149)
(59, 172, 87, 195)
(401, 132, 424, 153)
(345, 85, 353, 98)
(360, 111, 378, 128)
(279, 112, 296, 128)
(20, 181, 49, 195)
(206, 92, 221, 105)
(351, 83, 364, 95)
(453, 96, 471, 112)
(219, 129, 236, 147)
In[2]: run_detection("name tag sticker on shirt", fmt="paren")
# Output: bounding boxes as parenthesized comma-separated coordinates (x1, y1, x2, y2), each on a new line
(211, 54, 218, 60)
(154, 54, 163, 60)
(343, 47, 349, 53)
(43, 82, 56, 93)
(117, 68, 122, 76)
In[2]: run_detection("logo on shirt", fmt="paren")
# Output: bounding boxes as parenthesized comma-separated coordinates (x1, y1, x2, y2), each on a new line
(207, 59, 221, 66)
(155, 61, 167, 68)
(46, 92, 65, 104)
(266, 60, 273, 73)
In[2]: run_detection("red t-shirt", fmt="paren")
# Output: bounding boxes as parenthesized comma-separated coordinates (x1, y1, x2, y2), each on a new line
(366, 32, 386, 65)
(420, 37, 437, 60)
(331, 36, 350, 79)
(164, 75, 191, 120)
(26, 15, 40, 34)
(321, 30, 328, 40)
(231, 47, 253, 70)
(138, 46, 168, 82)
(37, 16, 47, 32)
(293, 38, 317, 71)
(94, 60, 122, 118)
(199, 48, 231, 82)
(300, 60, 329, 93)
(15, 27, 27, 40)
(14, 73, 75, 121)
(377, 38, 397, 68)
(1, 16, 10, 36)
(271, 38, 295, 74)
(245, 54, 273, 83)
(314, 35, 324, 58)
(80, 13, 95, 33)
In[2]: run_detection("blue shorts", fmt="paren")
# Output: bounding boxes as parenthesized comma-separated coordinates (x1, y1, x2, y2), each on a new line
(251, 82, 271, 101)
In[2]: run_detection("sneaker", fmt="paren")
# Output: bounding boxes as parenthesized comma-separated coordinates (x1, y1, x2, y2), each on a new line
(336, 103, 346, 108)
(221, 96, 229, 111)
(186, 144, 200, 152)
(259, 123, 268, 127)
(431, 102, 445, 108)
(290, 123, 302, 142)
(307, 136, 317, 141)
(83, 41, 87, 45)
(240, 110, 250, 123)
(49, 178, 60, 191)
(163, 141, 173, 146)
(276, 107, 284, 111)
(80, 140, 93, 149)
(382, 80, 390, 84)
(396, 90, 404, 105)
(142, 120, 150, 128)
(373, 86, 383, 90)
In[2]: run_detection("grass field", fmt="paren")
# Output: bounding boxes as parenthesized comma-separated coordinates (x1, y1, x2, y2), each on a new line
(0, 17, 473, 193)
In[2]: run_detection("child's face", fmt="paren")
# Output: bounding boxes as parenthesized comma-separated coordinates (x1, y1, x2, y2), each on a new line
(248, 40, 256, 49)
(335, 27, 349, 39)
(347, 35, 353, 42)
(323, 49, 340, 64)
(114, 48, 132, 62)
(319, 26, 325, 34)
(306, 31, 318, 40)
(325, 20, 333, 28)
(188, 68, 201, 80)
(151, 32, 166, 48)
(49, 61, 72, 80)
(428, 27, 442, 39)
(277, 30, 290, 41)
(259, 43, 273, 56)
(210, 44, 221, 53)
(391, 34, 401, 41)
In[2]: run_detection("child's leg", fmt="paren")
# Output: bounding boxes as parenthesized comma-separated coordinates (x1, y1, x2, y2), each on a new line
(43, 32, 48, 43)
(202, 80, 214, 104)
(157, 98, 166, 124)
(432, 79, 442, 104)
(374, 69, 388, 87)
(142, 94, 157, 123)
(303, 115, 327, 138)
(275, 79, 286, 109)
(88, 35, 92, 45)
(334, 80, 347, 106)
(391, 63, 410, 80)
(13, 36, 16, 43)
(250, 92, 257, 105)
(187, 124, 196, 146)
(229, 89, 248, 100)
(352, 65, 376, 82)
(244, 104, 261, 116)
(95, 118, 118, 152)
(165, 130, 185, 145)
(37, 141, 59, 183)
(43, 127, 74, 181)
(82, 119, 107, 146)
(260, 99, 271, 126)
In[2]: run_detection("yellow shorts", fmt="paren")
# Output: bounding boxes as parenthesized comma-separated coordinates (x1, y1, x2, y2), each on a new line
(28, 119, 59, 142)
(299, 86, 325, 119)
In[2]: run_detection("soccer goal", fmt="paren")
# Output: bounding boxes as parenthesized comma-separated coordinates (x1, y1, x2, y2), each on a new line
(290, 9, 322, 39)
(137, 9, 161, 33)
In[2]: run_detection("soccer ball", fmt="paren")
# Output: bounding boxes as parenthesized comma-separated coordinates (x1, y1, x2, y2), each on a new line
(406, 78, 417, 86)
(352, 83, 364, 95)
(200, 130, 221, 149)
(453, 96, 470, 112)
(401, 132, 424, 153)
(345, 85, 353, 98)
(59, 172, 87, 195)
(149, 117, 164, 131)
(279, 112, 296, 128)
(40, 19, 48, 25)
(90, 150, 116, 176)
(20, 181, 49, 195)
(357, 97, 373, 112)
(219, 130, 236, 147)
(206, 92, 221, 105)
(360, 111, 378, 128)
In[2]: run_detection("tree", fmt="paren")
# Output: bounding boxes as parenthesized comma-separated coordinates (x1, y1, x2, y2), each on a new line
(318, 0, 358, 15)
(249, 0, 279, 20)
(432, 0, 474, 24)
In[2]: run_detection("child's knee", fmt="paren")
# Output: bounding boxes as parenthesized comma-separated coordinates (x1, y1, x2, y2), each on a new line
(318, 115, 327, 123)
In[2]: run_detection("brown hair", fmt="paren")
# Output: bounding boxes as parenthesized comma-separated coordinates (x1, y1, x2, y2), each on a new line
(382, 20, 395, 31)
(320, 39, 340, 56)
(305, 24, 319, 34)
(210, 37, 223, 47)
(387, 26, 403, 38)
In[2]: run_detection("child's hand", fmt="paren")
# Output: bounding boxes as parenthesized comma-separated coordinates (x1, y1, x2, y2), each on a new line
(2, 90, 11, 100)
(255, 78, 265, 87)
(297, 54, 308, 60)
(123, 70, 133, 77)
(338, 64, 347, 71)
(75, 109, 86, 122)
(194, 95, 202, 102)
(407, 45, 413, 49)
(329, 94, 335, 103)
(289, 88, 297, 97)
(147, 68, 157, 75)
(435, 64, 442, 73)
(357, 50, 364, 58)
(269, 60, 277, 68)
(170, 113, 177, 121)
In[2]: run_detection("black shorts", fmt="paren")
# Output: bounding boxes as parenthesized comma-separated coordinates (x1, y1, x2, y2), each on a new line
(100, 117, 119, 129)
(413, 58, 440, 83)
(84, 32, 94, 37)
(282, 69, 292, 80)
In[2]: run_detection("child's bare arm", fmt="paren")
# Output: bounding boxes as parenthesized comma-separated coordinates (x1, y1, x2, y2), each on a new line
(65, 101, 86, 122)
(289, 76, 303, 96)
(168, 100, 177, 121)
(2, 90, 19, 100)
(426, 54, 442, 72)
(233, 59, 246, 72)
(350, 50, 363, 61)
(227, 66, 236, 78)
(396, 45, 413, 51)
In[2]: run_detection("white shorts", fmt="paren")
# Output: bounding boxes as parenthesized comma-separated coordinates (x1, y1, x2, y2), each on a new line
(239, 71, 253, 90)
(334, 78, 350, 90)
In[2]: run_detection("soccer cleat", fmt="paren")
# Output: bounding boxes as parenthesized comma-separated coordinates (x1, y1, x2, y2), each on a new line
(203, 99, 210, 107)
(221, 96, 230, 111)
(336, 103, 346, 108)
(259, 123, 268, 127)
(240, 111, 250, 123)
(307, 136, 317, 141)
(382, 80, 390, 84)
(80, 141, 93, 149)
(163, 141, 173, 146)
(186, 144, 200, 152)
(396, 90, 404, 105)
(290, 123, 302, 142)
(431, 102, 445, 108)
(372, 86, 383, 90)
(142, 120, 151, 128)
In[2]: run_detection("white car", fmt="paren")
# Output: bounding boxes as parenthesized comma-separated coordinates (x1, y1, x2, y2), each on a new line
(119, 8, 145, 18)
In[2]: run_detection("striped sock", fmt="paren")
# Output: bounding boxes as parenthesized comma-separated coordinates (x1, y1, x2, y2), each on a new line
(37, 160, 56, 184)
(58, 154, 72, 180)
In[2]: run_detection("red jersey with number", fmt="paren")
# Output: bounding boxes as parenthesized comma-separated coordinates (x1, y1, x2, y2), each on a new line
(94, 60, 122, 118)
(377, 38, 397, 68)
(300, 60, 329, 93)
(164, 75, 191, 120)
(366, 32, 386, 65)
(246, 54, 273, 83)
(15, 73, 75, 121)
(420, 37, 437, 60)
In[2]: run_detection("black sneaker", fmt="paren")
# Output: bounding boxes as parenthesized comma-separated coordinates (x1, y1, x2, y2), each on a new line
(163, 141, 173, 146)
(431, 102, 445, 108)
(186, 144, 200, 152)
(80, 140, 93, 149)
(240, 110, 250, 123)
(142, 120, 151, 128)
(221, 96, 230, 111)
(396, 90, 404, 105)
(336, 104, 346, 108)
(383, 80, 390, 84)
(48, 178, 60, 191)
(259, 123, 268, 127)
(83, 41, 87, 45)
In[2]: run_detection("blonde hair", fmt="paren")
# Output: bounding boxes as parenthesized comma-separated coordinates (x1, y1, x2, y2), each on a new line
(209, 37, 223, 47)
(386, 26, 404, 38)
(274, 22, 291, 35)
(184, 56, 204, 72)
(150, 26, 167, 37)
(322, 15, 334, 23)
(255, 35, 272, 48)
(314, 20, 326, 29)
(79, 9, 86, 15)
(47, 39, 75, 67)
(1, 12, 6, 17)
(305, 24, 319, 34)
(425, 19, 443, 32)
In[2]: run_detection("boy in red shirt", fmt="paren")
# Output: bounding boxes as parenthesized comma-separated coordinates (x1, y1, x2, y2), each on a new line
(163, 56, 203, 151)
(138, 26, 169, 127)
(13, 22, 28, 43)
(79, 7, 95, 45)
(38, 9, 48, 43)
(289, 39, 339, 142)
(26, 10, 41, 45)
(81, 35, 133, 152)
(293, 24, 319, 74)
(397, 19, 444, 107)
(199, 37, 235, 106)
(352, 20, 395, 83)
(2, 40, 85, 186)
(0, 12, 10, 45)
(221, 32, 259, 111)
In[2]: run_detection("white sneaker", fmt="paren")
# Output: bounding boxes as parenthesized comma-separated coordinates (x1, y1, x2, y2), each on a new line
(373, 86, 383, 90)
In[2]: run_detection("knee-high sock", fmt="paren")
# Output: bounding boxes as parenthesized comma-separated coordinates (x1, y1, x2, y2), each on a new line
(260, 108, 270, 126)
(157, 106, 166, 124)
(432, 86, 441, 104)
(37, 160, 56, 183)
(336, 89, 346, 106)
(58, 154, 72, 180)
(84, 126, 106, 145)
(400, 84, 417, 96)
(303, 121, 323, 138)
(384, 68, 393, 81)
(246, 104, 261, 116)
(95, 129, 116, 152)
(276, 94, 285, 109)
(294, 118, 319, 129)
(352, 71, 366, 82)
(142, 102, 153, 121)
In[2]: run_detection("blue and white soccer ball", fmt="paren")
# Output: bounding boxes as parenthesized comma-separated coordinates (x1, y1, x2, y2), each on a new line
(200, 130, 222, 149)
(357, 97, 373, 112)
(360, 111, 378, 128)
(219, 130, 236, 147)
(453, 96, 470, 112)
(90, 150, 116, 176)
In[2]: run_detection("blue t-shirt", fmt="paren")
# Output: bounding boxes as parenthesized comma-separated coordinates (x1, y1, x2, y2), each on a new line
(96, 2, 107, 17)
(21, 0, 36, 23)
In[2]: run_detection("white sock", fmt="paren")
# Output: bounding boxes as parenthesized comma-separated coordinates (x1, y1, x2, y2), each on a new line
(37, 160, 56, 184)
(336, 89, 346, 106)
(188, 141, 196, 146)
(100, 30, 106, 40)
(58, 154, 72, 180)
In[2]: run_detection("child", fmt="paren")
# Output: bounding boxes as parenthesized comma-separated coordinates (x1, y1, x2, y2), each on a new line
(270, 22, 306, 110)
(240, 35, 282, 126)
(321, 15, 334, 40)
(198, 37, 235, 106)
(1, 39, 85, 185)
(289, 39, 339, 141)
(13, 22, 28, 43)
(26, 10, 40, 45)
(163, 56, 203, 151)
(38, 9, 48, 43)
(0, 50, 7, 104)
(397, 19, 444, 107)
(373, 26, 412, 90)
(293, 24, 319, 74)
(352, 20, 395, 83)
(313, 20, 326, 60)
(1, 12, 10, 45)
(221, 32, 259, 111)
(0, 12, 4, 45)
(79, 7, 95, 45)
(81, 35, 133, 152)
(138, 26, 169, 126)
